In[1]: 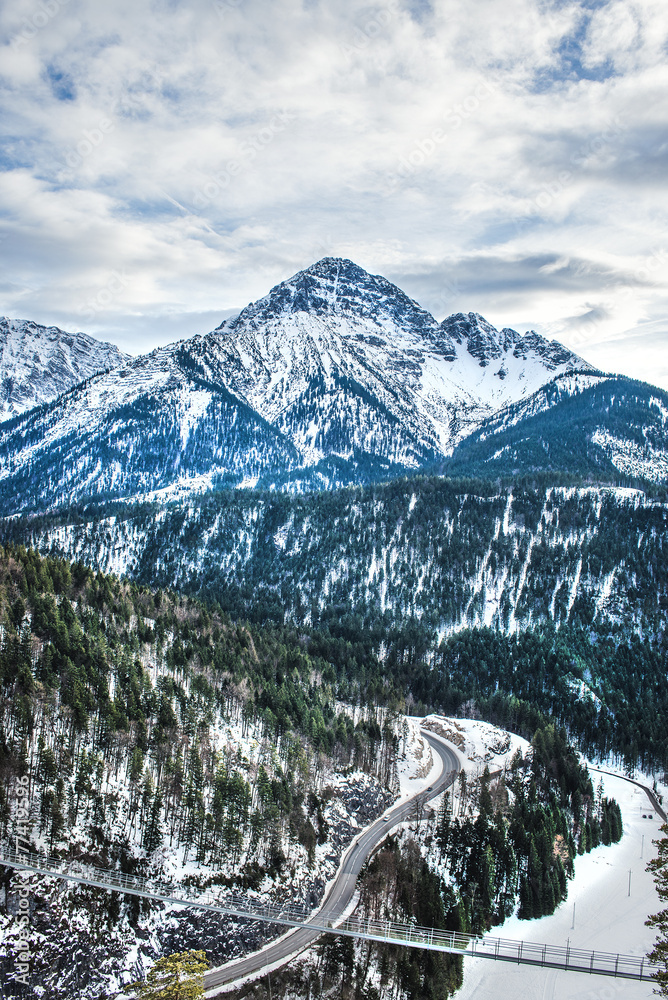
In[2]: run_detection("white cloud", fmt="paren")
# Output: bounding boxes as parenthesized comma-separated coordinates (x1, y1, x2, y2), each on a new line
(581, 0, 668, 73)
(0, 0, 666, 386)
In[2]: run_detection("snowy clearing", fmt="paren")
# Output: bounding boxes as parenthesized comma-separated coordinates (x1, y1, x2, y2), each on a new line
(456, 770, 662, 1000)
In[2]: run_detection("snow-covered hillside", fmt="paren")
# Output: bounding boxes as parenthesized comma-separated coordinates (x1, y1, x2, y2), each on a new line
(0, 260, 599, 512)
(442, 372, 668, 484)
(0, 317, 129, 421)
(193, 258, 596, 463)
(455, 767, 661, 1000)
(17, 481, 667, 640)
(592, 426, 668, 484)
(0, 343, 300, 513)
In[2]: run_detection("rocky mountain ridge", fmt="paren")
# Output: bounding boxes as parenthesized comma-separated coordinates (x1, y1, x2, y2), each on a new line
(203, 258, 597, 459)
(0, 317, 130, 421)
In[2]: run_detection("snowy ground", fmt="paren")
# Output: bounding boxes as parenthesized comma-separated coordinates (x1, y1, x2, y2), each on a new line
(396, 717, 440, 798)
(456, 770, 663, 1000)
(420, 714, 530, 775)
(202, 718, 664, 1000)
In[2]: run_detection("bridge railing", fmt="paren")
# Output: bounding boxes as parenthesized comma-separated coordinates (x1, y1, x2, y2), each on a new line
(0, 846, 658, 982)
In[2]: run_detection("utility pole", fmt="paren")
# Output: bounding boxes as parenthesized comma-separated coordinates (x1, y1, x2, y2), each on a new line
(641, 834, 645, 859)
(628, 869, 632, 897)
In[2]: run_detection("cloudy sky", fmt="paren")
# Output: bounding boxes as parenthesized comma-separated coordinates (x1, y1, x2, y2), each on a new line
(1, 0, 667, 387)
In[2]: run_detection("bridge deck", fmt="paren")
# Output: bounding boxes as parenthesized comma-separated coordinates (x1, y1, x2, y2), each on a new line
(0, 848, 656, 983)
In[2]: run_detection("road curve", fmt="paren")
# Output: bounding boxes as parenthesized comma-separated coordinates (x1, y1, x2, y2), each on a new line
(587, 764, 667, 822)
(205, 730, 460, 994)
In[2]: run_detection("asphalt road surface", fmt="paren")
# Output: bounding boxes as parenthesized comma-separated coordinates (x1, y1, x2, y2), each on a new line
(588, 764, 667, 822)
(205, 729, 460, 994)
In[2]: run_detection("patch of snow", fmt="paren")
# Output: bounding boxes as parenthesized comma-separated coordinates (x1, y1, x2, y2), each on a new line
(566, 676, 602, 707)
(566, 556, 582, 619)
(592, 428, 668, 484)
(456, 769, 662, 1000)
(420, 715, 530, 775)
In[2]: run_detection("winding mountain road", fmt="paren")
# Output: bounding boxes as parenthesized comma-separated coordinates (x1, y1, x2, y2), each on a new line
(587, 764, 667, 822)
(204, 730, 460, 994)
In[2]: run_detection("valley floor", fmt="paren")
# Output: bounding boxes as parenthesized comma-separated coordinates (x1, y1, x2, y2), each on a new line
(456, 769, 662, 1000)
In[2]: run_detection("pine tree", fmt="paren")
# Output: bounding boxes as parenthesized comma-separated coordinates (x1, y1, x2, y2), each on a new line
(128, 950, 208, 999)
(479, 766, 493, 822)
(143, 790, 164, 854)
(518, 874, 533, 920)
(479, 844, 496, 926)
(646, 824, 668, 993)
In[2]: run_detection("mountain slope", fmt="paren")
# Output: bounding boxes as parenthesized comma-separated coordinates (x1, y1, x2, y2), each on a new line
(0, 260, 599, 512)
(440, 373, 668, 484)
(0, 317, 129, 421)
(6, 477, 667, 769)
(0, 346, 300, 513)
(0, 544, 397, 997)
(194, 259, 596, 462)
(12, 477, 666, 639)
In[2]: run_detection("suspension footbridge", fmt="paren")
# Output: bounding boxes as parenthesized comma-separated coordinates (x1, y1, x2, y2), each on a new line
(0, 845, 656, 984)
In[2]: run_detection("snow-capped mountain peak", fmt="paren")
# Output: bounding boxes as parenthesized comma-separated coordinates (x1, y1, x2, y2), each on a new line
(163, 262, 600, 470)
(440, 311, 594, 373)
(0, 317, 130, 421)
(0, 259, 609, 513)
(218, 257, 448, 348)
